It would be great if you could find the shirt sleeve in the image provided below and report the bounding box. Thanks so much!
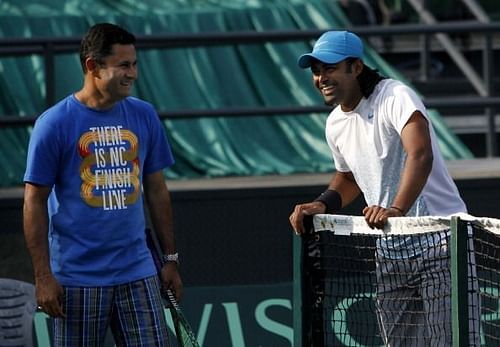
[383,82,428,134]
[325,120,351,173]
[142,107,175,175]
[23,115,60,187]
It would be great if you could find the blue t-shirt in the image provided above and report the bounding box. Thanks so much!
[24,95,175,286]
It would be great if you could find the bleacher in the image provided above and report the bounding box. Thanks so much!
[338,0,500,156]
[2,0,498,188]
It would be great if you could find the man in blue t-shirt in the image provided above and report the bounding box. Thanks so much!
[23,23,181,346]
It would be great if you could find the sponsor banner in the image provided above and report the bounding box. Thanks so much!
[31,281,500,346]
[34,283,293,347]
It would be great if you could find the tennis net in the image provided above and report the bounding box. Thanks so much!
[293,214,500,347]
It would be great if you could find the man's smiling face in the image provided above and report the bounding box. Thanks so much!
[310,58,363,111]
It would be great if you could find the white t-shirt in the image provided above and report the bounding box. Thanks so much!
[325,78,466,217]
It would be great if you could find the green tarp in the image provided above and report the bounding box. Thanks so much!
[0,0,473,187]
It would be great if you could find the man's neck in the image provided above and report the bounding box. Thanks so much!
[74,88,117,110]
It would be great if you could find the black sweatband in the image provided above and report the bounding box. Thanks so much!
[314,189,342,213]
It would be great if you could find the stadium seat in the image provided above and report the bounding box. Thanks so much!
[0,278,36,347]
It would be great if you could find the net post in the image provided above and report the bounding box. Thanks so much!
[450,216,469,347]
[293,225,303,346]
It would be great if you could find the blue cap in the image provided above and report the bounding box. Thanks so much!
[297,31,363,69]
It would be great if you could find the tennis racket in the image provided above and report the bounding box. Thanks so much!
[145,228,200,347]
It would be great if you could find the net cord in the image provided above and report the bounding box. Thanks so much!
[313,213,500,235]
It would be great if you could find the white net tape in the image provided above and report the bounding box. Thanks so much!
[313,213,500,235]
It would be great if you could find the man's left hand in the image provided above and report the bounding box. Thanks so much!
[363,205,404,229]
[161,263,183,302]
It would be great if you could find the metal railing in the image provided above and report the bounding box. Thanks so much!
[0,20,499,155]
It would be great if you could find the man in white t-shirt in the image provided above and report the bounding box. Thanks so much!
[289,30,479,346]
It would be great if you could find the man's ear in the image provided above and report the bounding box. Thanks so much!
[353,59,364,77]
[84,58,99,75]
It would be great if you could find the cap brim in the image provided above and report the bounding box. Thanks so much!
[297,52,350,69]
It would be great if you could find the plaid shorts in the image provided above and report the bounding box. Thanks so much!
[52,275,169,347]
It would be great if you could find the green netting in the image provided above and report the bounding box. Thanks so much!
[0,0,473,187]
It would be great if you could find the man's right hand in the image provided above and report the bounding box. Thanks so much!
[289,201,326,235]
[35,274,65,318]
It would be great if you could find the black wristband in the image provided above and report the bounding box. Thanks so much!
[314,189,342,214]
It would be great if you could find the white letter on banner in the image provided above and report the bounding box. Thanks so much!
[195,303,213,346]
[255,299,293,344]
[333,293,382,347]
[222,303,246,347]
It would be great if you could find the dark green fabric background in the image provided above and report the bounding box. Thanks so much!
[0,0,472,187]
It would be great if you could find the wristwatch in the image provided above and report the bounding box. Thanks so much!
[161,252,179,265]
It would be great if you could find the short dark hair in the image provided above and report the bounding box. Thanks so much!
[345,58,386,98]
[79,23,136,72]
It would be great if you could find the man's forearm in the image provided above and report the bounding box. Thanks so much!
[328,172,361,209]
[392,153,432,213]
[146,190,176,255]
[23,200,52,280]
